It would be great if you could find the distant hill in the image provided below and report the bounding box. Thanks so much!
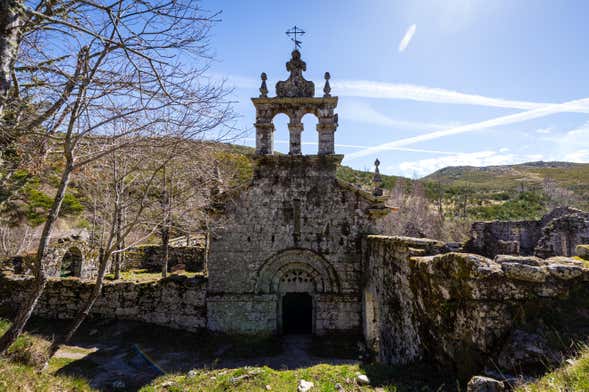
[421,161,589,216]
[423,161,589,193]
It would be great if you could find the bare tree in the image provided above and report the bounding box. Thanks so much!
[0,0,233,355]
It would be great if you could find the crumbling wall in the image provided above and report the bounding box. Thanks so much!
[535,211,589,257]
[7,236,98,279]
[464,207,587,258]
[0,273,207,331]
[365,235,589,377]
[129,245,205,272]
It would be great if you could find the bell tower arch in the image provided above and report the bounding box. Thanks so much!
[252,49,338,156]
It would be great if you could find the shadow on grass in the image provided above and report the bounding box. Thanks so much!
[15,317,458,391]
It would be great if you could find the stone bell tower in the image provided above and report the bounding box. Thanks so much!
[252,49,338,155]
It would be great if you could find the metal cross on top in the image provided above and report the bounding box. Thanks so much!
[286,26,305,49]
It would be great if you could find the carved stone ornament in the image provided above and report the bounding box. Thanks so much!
[275,50,315,98]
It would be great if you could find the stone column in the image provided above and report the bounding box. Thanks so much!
[288,122,304,155]
[255,122,275,155]
[317,123,336,155]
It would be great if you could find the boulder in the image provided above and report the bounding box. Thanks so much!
[356,374,370,385]
[298,379,314,392]
[466,376,505,392]
[575,245,589,260]
[500,262,548,283]
[496,330,560,373]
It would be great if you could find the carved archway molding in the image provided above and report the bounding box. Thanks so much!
[255,248,340,294]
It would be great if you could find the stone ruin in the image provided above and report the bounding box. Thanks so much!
[3,230,98,279]
[465,206,589,258]
[1,49,589,381]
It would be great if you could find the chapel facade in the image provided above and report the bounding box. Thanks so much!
[206,49,387,334]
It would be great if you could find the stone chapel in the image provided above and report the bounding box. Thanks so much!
[205,49,388,335]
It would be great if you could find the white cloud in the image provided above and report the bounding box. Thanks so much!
[535,127,552,134]
[395,150,544,178]
[215,72,589,114]
[332,80,589,112]
[398,24,417,52]
[347,97,589,160]
[565,150,589,162]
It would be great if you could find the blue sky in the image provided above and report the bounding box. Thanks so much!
[201,0,589,178]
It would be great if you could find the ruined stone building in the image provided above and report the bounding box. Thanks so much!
[2,49,589,377]
[206,49,388,334]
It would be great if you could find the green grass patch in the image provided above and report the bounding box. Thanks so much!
[140,362,454,392]
[516,347,589,392]
[0,318,95,391]
[104,268,203,282]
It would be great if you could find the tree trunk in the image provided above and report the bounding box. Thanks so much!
[0,164,72,355]
[0,0,21,120]
[162,225,169,278]
[47,248,110,360]
[161,168,169,278]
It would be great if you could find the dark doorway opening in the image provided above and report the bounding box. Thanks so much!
[282,293,312,334]
[61,247,82,277]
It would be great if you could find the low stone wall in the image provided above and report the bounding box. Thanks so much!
[126,245,205,272]
[0,273,207,331]
[364,235,589,377]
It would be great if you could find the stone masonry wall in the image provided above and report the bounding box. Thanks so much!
[465,207,588,258]
[364,235,589,377]
[207,155,386,334]
[0,273,207,331]
[132,245,205,272]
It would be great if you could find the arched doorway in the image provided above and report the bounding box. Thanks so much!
[60,247,82,277]
[282,292,313,334]
[255,249,340,335]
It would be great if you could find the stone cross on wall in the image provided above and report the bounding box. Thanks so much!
[251,48,338,156]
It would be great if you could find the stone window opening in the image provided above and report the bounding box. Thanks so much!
[60,247,83,278]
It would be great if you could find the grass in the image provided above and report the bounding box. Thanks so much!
[0,318,95,391]
[140,363,454,392]
[516,347,589,392]
[104,268,202,282]
[0,358,95,392]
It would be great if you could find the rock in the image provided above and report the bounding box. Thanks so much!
[500,262,548,282]
[546,256,584,266]
[356,374,370,385]
[265,385,272,390]
[546,263,584,280]
[112,380,126,390]
[334,382,344,391]
[187,369,198,378]
[496,330,560,373]
[466,376,505,392]
[298,379,314,392]
[577,244,589,260]
[160,381,175,387]
[494,255,546,266]
[496,240,520,256]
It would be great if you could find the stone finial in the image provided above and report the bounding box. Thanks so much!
[259,72,268,98]
[275,50,315,98]
[323,72,331,97]
[373,158,383,197]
